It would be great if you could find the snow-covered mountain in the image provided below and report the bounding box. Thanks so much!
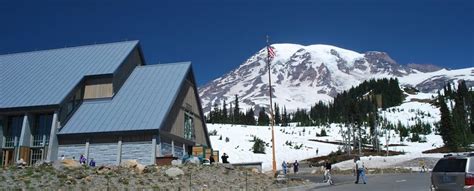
[199,43,474,113]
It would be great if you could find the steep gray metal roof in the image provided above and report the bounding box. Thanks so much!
[0,41,139,109]
[58,62,191,134]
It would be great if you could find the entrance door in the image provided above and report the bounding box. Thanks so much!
[2,149,14,166]
[30,149,43,165]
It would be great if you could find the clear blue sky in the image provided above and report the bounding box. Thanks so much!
[1,0,472,86]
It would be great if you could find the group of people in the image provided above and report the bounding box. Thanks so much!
[205,152,228,165]
[60,154,96,167]
[281,160,300,175]
[278,156,368,186]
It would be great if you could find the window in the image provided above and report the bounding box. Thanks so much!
[5,116,23,148]
[184,113,195,141]
[32,114,52,147]
[433,159,467,172]
[30,149,43,165]
[59,86,84,123]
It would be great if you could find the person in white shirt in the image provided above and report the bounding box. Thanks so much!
[355,157,367,184]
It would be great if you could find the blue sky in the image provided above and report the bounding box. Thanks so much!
[1,0,472,86]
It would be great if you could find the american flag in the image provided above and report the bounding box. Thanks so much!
[267,45,276,60]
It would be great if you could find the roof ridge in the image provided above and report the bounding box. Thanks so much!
[137,62,191,68]
[0,40,139,57]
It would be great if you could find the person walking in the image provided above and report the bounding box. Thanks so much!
[355,158,367,184]
[324,160,334,185]
[354,157,361,184]
[419,159,426,173]
[316,148,319,155]
[282,161,288,175]
[293,160,299,174]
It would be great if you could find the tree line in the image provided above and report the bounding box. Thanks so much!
[206,78,404,128]
[437,80,474,150]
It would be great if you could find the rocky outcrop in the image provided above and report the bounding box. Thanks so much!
[0,164,306,190]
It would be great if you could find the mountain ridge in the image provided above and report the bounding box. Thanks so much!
[199,43,474,113]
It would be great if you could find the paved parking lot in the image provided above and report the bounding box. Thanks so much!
[283,173,431,191]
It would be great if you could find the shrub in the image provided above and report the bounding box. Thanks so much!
[252,137,266,154]
[320,129,327,136]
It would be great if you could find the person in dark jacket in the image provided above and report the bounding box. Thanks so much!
[209,155,215,164]
[324,160,332,182]
[293,160,299,174]
[221,153,229,163]
[89,158,96,167]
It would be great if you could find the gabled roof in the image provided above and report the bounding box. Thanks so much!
[0,41,139,109]
[58,62,191,135]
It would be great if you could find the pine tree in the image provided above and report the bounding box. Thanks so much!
[245,108,256,125]
[234,95,240,124]
[274,103,281,125]
[282,106,288,126]
[222,100,228,123]
[453,81,470,148]
[258,107,269,126]
[439,95,457,149]
[252,136,266,154]
[470,91,474,133]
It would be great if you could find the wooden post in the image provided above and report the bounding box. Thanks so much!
[266,35,277,175]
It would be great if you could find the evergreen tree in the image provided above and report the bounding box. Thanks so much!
[274,103,281,125]
[252,136,266,154]
[229,102,234,124]
[258,107,269,126]
[453,81,470,148]
[470,91,474,133]
[245,108,256,125]
[211,102,220,123]
[439,95,457,149]
[234,95,240,124]
[282,106,289,126]
[222,100,228,123]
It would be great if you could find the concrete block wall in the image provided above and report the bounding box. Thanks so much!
[58,144,85,160]
[121,142,152,165]
[88,143,118,166]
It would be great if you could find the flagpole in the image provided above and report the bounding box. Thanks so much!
[266,35,277,175]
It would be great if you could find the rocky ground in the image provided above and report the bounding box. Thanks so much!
[0,160,306,190]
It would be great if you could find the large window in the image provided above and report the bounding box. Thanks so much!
[5,116,23,148]
[59,86,84,123]
[184,113,195,141]
[32,114,52,147]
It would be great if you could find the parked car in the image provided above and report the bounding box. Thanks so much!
[431,153,474,191]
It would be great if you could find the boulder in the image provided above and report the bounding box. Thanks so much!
[135,164,145,174]
[120,160,138,168]
[251,168,260,174]
[53,159,81,170]
[96,166,112,175]
[165,167,184,177]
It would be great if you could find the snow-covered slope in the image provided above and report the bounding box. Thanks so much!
[199,43,474,113]
[208,92,445,172]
